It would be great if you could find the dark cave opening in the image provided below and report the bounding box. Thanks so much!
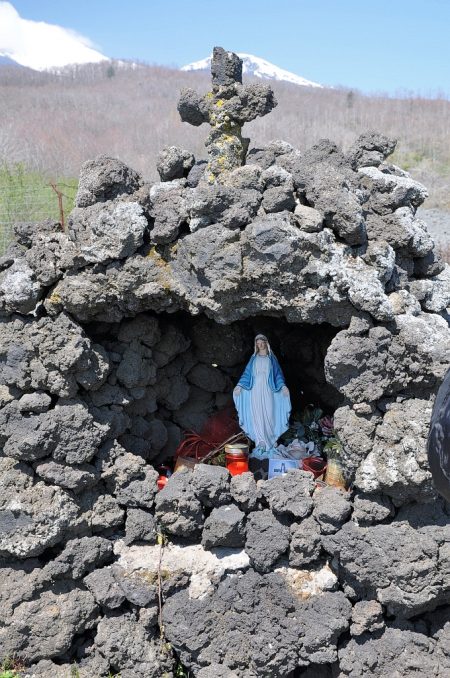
[83,311,344,466]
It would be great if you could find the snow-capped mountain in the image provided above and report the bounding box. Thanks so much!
[182,52,323,88]
[0,1,108,71]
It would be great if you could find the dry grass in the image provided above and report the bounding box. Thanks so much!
[438,243,450,264]
[1,61,450,205]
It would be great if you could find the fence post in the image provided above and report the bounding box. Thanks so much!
[49,182,66,231]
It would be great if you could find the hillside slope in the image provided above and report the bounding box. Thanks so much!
[0,61,449,207]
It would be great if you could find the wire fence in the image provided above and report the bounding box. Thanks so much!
[0,165,78,255]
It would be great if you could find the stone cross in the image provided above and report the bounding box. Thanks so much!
[178,46,277,183]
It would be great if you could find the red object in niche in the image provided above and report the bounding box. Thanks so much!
[175,408,241,461]
[157,476,168,491]
[302,456,327,479]
[225,445,249,476]
[157,465,172,491]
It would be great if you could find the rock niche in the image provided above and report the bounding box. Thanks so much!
[0,47,449,677]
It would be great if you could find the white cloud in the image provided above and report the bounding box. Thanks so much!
[0,2,108,70]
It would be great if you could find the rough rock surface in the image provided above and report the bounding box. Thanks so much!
[322,500,450,617]
[261,469,314,519]
[163,570,351,677]
[155,468,205,537]
[245,509,290,572]
[313,485,351,533]
[0,45,449,677]
[201,504,246,549]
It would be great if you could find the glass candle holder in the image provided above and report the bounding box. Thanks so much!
[225,444,249,476]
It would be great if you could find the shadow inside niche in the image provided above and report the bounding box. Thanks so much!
[82,311,345,466]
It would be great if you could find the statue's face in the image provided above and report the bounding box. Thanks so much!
[256,338,267,352]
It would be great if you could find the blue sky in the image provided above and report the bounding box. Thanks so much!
[7,0,450,95]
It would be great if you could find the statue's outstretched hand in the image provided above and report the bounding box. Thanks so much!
[234,386,242,396]
[282,385,290,397]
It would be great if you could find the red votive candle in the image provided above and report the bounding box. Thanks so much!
[157,465,172,491]
[225,444,249,476]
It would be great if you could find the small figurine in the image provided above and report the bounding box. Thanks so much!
[233,334,291,451]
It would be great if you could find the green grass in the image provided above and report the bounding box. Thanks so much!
[0,657,23,678]
[0,163,78,254]
[392,149,427,171]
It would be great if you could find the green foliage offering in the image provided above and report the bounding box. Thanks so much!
[280,404,345,460]
[281,404,326,448]
[323,437,344,459]
[0,163,78,255]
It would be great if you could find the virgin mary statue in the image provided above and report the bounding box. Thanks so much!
[233,334,291,451]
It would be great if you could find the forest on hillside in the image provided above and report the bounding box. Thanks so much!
[1,61,450,208]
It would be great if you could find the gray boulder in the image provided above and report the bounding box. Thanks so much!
[75,155,142,208]
[262,185,295,213]
[94,614,173,675]
[69,201,148,264]
[261,470,314,519]
[111,565,158,607]
[355,398,435,503]
[0,312,109,398]
[293,204,324,232]
[33,459,98,492]
[149,180,188,244]
[18,391,51,413]
[84,566,126,609]
[24,230,78,286]
[230,471,260,512]
[347,131,397,169]
[45,536,113,579]
[155,468,205,538]
[197,665,239,678]
[289,516,322,567]
[0,258,43,316]
[352,492,394,525]
[202,504,246,549]
[312,486,351,534]
[157,145,195,181]
[163,569,351,676]
[323,515,450,617]
[97,442,158,509]
[245,509,290,572]
[1,399,102,463]
[339,627,445,677]
[187,362,228,392]
[325,314,449,409]
[51,537,112,578]
[0,457,79,558]
[0,585,98,664]
[192,463,232,507]
[360,166,428,214]
[91,495,126,532]
[350,600,384,636]
[124,508,157,545]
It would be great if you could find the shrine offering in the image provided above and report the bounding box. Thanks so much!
[325,458,347,489]
[302,456,327,479]
[157,465,172,490]
[174,456,199,472]
[268,458,299,479]
[225,444,249,476]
